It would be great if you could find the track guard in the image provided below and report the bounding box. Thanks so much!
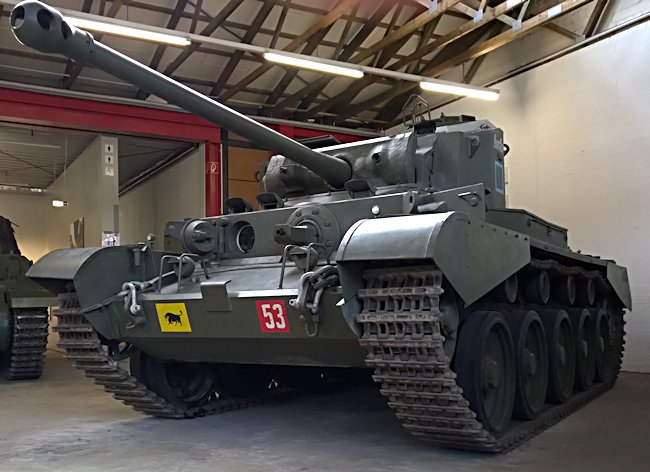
[27,246,161,340]
[606,264,632,309]
[336,212,531,307]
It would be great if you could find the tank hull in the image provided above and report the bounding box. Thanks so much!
[13,0,632,452]
[106,286,367,367]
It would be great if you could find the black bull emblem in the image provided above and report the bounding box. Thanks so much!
[164,312,183,326]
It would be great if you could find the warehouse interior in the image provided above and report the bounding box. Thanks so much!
[1,0,649,471]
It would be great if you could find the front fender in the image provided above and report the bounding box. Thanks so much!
[336,212,531,306]
[27,246,162,340]
[26,248,104,295]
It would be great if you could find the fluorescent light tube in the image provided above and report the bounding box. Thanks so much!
[52,199,68,207]
[66,17,191,46]
[264,52,363,79]
[420,81,500,101]
[0,140,61,149]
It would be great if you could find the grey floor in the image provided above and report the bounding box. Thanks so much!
[1,351,649,472]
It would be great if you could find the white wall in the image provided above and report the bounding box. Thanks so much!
[435,22,650,372]
[0,135,119,260]
[0,192,50,262]
[120,144,205,245]
[47,136,119,250]
[0,139,203,262]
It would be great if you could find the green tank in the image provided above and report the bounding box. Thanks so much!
[13,1,630,452]
[0,216,53,380]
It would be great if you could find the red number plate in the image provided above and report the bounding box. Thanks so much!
[256,300,290,333]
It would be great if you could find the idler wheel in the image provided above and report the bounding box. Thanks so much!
[526,271,550,304]
[570,308,596,391]
[131,351,217,409]
[594,307,617,383]
[456,311,515,434]
[541,309,576,404]
[506,310,548,420]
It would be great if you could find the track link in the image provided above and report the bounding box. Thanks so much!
[4,308,49,380]
[53,293,288,418]
[356,266,624,452]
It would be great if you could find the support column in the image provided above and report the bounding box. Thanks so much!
[205,140,221,217]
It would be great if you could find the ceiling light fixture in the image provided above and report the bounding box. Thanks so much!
[0,140,61,149]
[30,6,498,100]
[66,17,191,47]
[52,199,68,208]
[264,52,364,79]
[0,184,45,194]
[419,80,500,101]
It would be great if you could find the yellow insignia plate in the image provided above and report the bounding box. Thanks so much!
[155,303,192,333]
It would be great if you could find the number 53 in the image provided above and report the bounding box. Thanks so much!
[255,300,290,333]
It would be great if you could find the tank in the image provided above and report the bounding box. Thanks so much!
[0,215,54,379]
[13,1,630,452]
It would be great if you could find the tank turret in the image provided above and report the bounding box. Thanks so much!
[14,1,631,453]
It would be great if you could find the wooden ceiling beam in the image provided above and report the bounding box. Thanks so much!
[463,55,487,83]
[333,3,360,59]
[299,0,522,120]
[264,1,347,109]
[270,0,290,48]
[545,22,582,40]
[342,0,592,124]
[62,0,122,89]
[270,1,396,113]
[345,0,461,67]
[147,0,190,71]
[114,0,422,37]
[162,0,244,76]
[91,1,437,49]
[189,0,202,33]
[295,8,422,118]
[263,27,332,108]
[373,3,405,67]
[374,24,503,123]
[289,2,457,120]
[584,0,608,37]
[406,16,442,74]
[459,0,578,42]
[208,0,275,96]
[219,0,362,101]
[135,0,190,99]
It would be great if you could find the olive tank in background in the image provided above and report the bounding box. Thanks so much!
[14,1,631,452]
[0,216,53,380]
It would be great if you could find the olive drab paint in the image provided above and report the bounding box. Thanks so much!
[16,0,631,452]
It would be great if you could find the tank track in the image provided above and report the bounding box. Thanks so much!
[356,265,624,452]
[53,293,289,418]
[4,308,49,380]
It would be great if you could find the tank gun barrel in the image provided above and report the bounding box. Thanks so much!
[10,1,352,187]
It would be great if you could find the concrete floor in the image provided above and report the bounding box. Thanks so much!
[1,351,649,472]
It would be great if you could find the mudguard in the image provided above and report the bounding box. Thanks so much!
[607,263,632,309]
[9,297,58,308]
[27,246,161,339]
[336,212,531,306]
[26,248,104,295]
